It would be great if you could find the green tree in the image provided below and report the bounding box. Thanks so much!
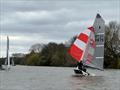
[40,42,58,66]
[26,53,39,66]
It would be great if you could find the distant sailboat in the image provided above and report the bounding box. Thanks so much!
[68,14,105,76]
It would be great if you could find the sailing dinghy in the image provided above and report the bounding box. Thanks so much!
[68,14,105,76]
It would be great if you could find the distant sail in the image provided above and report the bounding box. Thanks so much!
[68,13,105,70]
[5,36,10,70]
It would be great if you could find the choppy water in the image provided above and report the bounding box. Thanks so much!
[0,66,120,90]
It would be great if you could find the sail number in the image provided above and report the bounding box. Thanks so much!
[95,35,104,42]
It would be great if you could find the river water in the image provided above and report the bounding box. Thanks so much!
[0,66,120,90]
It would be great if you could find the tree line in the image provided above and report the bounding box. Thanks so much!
[0,21,120,68]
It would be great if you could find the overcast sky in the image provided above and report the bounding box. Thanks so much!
[0,0,120,57]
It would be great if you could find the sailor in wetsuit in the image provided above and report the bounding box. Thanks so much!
[78,61,87,73]
[0,61,3,70]
[0,64,2,69]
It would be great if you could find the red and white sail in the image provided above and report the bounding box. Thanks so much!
[68,27,95,65]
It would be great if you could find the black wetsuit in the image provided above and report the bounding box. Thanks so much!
[78,62,86,72]
[0,63,2,70]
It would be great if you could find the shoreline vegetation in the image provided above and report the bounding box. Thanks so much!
[0,21,120,69]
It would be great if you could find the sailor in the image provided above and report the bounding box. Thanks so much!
[0,61,3,70]
[78,61,87,72]
[0,64,2,69]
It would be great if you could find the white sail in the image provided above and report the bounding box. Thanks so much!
[5,36,10,70]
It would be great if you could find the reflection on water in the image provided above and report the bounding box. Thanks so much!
[0,66,120,90]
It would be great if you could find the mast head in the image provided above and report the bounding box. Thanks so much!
[96,13,101,18]
[93,13,105,33]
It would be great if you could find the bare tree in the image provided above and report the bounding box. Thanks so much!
[29,43,45,53]
[104,21,120,68]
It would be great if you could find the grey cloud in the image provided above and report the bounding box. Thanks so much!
[0,0,119,57]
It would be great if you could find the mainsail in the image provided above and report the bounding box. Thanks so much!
[92,13,105,70]
[68,14,105,70]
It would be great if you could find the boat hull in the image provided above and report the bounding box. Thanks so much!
[74,69,90,76]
